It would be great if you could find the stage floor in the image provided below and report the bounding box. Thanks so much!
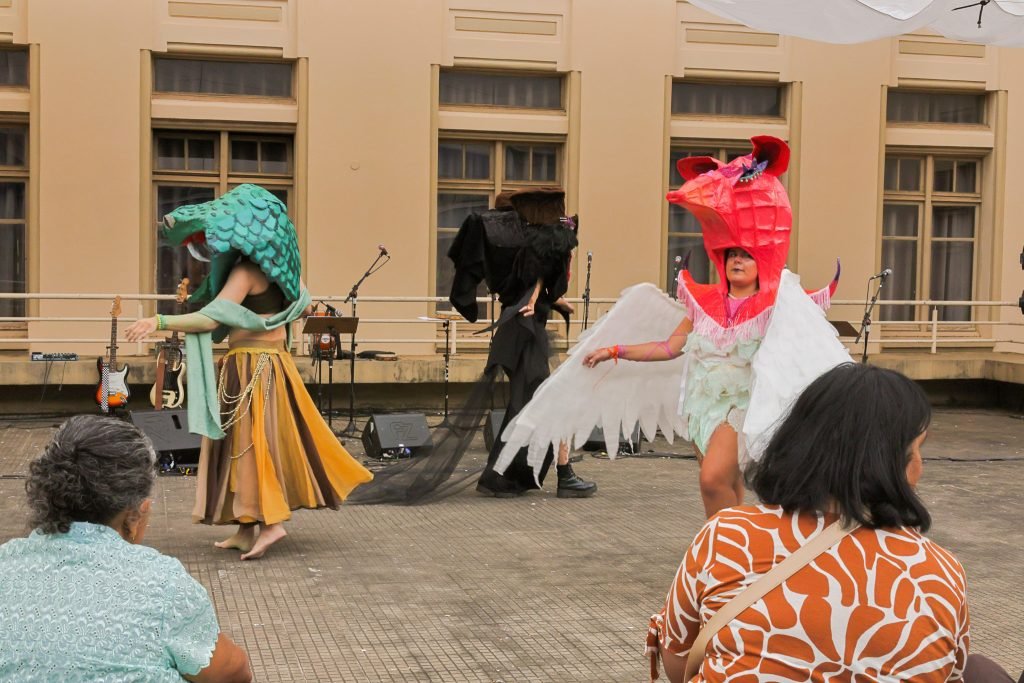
[1,408,1021,681]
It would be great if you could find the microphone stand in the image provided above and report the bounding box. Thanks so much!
[671,256,683,299]
[855,274,887,365]
[340,249,390,436]
[582,251,593,331]
[438,317,453,429]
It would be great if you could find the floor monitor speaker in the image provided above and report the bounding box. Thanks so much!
[361,413,433,459]
[129,409,201,466]
[581,422,643,454]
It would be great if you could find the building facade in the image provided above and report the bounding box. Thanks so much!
[1,0,1022,386]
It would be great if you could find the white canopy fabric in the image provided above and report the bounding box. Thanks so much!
[688,0,1024,46]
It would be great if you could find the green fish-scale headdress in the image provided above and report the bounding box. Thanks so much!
[162,184,301,304]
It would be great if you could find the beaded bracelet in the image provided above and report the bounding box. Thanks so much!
[156,314,166,331]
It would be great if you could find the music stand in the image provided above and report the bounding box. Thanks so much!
[302,316,358,431]
[830,320,859,338]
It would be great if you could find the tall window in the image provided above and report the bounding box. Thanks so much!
[666,145,753,291]
[667,81,787,294]
[436,69,567,311]
[0,125,27,318]
[153,58,293,98]
[436,138,562,309]
[0,48,29,320]
[881,154,981,322]
[153,130,293,312]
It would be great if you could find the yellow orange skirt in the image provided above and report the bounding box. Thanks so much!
[192,344,373,526]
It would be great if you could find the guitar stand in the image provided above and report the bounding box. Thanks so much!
[312,345,334,420]
[302,316,359,432]
[312,344,324,413]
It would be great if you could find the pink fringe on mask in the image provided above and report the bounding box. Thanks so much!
[676,272,833,349]
[678,281,773,347]
[806,283,833,311]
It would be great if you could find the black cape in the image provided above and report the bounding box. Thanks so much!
[350,209,577,504]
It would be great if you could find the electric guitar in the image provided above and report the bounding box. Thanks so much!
[150,278,189,409]
[95,296,130,412]
[309,302,340,360]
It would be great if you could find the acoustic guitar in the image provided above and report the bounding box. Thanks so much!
[150,278,189,409]
[95,296,130,413]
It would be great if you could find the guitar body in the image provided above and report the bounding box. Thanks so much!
[149,354,186,409]
[150,278,190,410]
[95,357,131,410]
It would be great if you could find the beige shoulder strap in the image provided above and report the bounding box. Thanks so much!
[683,519,857,681]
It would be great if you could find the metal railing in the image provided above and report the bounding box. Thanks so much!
[0,292,1021,356]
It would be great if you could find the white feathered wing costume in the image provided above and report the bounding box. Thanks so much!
[494,270,851,484]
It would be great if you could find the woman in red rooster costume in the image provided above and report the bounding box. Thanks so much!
[492,136,849,517]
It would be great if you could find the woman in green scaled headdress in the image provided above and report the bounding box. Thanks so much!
[126,184,372,560]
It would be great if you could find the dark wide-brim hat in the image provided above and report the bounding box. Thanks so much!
[493,190,516,210]
[509,187,566,225]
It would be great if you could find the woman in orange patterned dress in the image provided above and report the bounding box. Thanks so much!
[647,363,1018,682]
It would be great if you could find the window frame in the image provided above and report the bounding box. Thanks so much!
[0,47,29,90]
[880,151,983,324]
[885,89,989,127]
[0,121,28,321]
[438,68,567,113]
[152,55,296,101]
[154,131,220,175]
[151,129,294,311]
[670,80,786,121]
[434,133,566,314]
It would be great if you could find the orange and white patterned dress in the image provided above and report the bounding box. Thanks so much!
[648,505,970,682]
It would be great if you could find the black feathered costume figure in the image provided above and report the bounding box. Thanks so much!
[448,188,595,497]
[349,188,595,504]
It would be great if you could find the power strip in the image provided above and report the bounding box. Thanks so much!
[30,352,80,362]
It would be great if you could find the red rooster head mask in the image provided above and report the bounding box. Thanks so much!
[666,135,791,296]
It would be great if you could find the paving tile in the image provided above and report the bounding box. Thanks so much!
[0,408,1021,681]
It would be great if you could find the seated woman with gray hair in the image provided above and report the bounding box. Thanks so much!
[0,415,251,682]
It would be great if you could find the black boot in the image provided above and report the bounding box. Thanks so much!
[476,471,526,498]
[556,463,597,498]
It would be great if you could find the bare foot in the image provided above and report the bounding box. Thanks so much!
[240,524,286,561]
[214,525,256,553]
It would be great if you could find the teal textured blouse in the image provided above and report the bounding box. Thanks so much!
[0,522,219,682]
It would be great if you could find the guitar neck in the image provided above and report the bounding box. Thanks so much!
[109,314,117,368]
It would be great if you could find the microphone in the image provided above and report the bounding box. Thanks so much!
[870,268,892,280]
[378,244,389,257]
[587,251,593,263]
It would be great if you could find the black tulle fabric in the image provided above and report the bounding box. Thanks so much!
[349,211,576,504]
